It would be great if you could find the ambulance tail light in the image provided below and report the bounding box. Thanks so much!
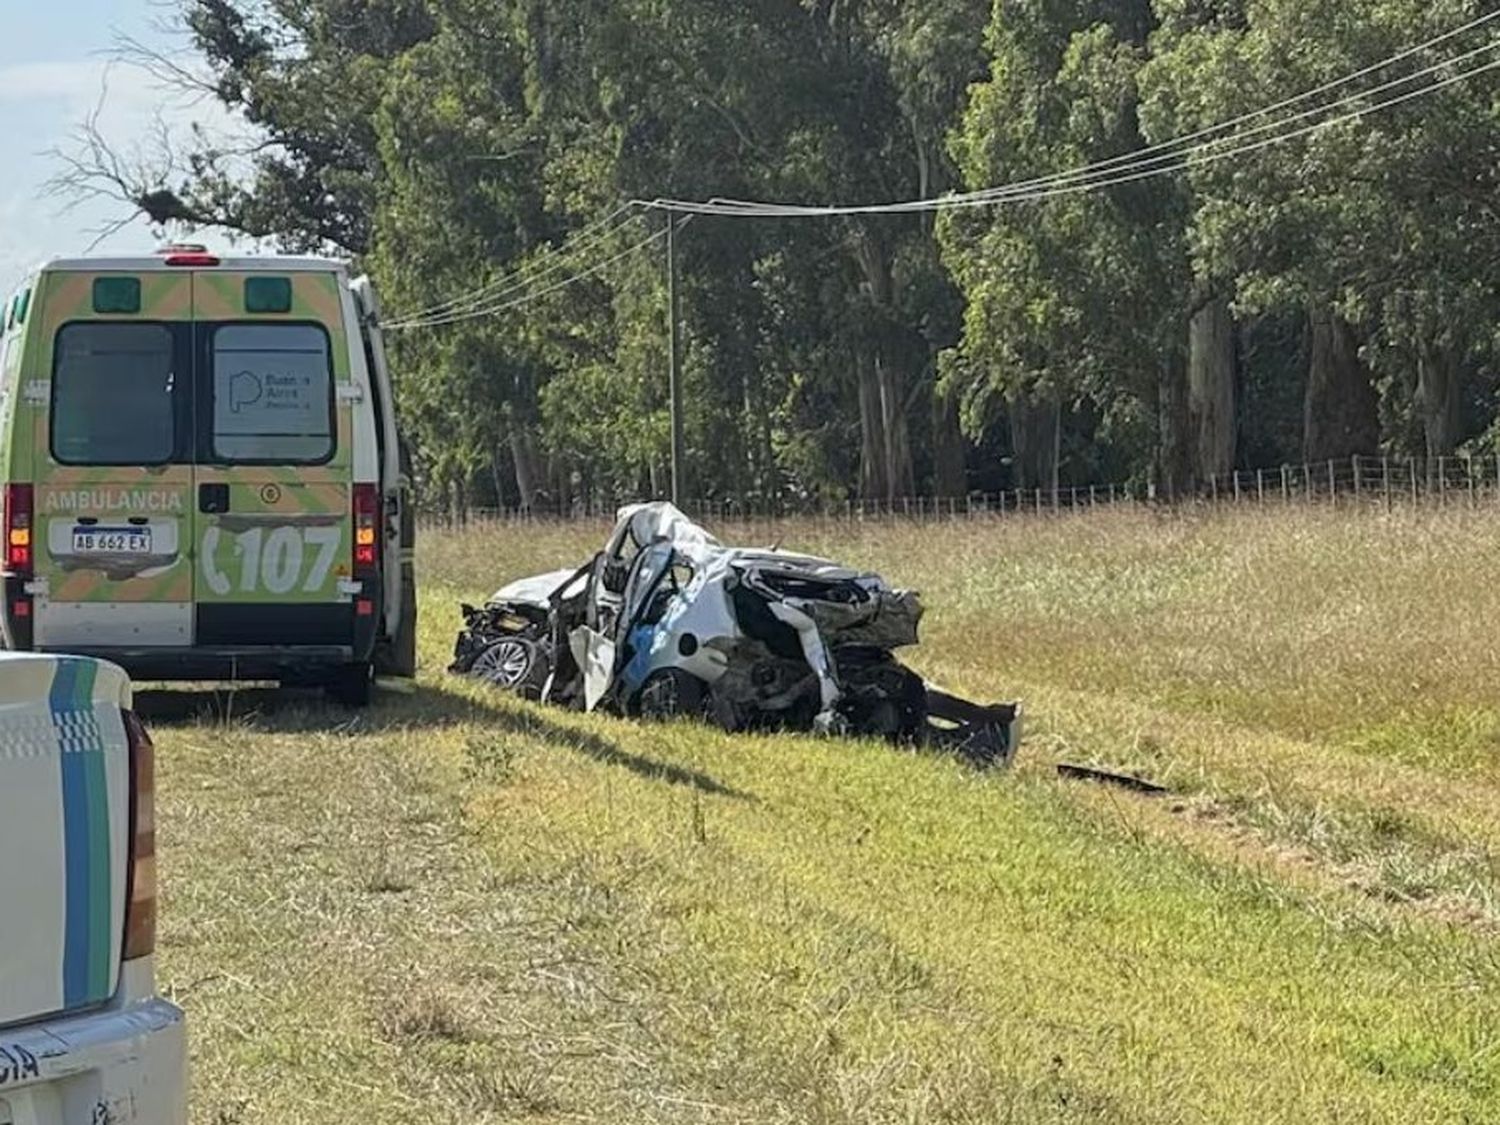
[353,484,380,616]
[4,483,33,577]
[122,710,157,961]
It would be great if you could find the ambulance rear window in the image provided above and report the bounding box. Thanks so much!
[52,323,178,465]
[209,323,334,464]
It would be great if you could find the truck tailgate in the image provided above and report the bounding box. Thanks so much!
[0,655,131,1028]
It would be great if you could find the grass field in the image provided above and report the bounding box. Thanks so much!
[145,504,1500,1123]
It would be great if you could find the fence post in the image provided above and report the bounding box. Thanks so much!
[1328,459,1336,504]
[1211,474,1219,504]
[1257,469,1264,504]
[1352,455,1361,503]
[1282,465,1290,502]
[1411,458,1419,505]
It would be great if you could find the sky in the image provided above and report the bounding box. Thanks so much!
[0,0,241,297]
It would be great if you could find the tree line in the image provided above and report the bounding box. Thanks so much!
[83,0,1500,510]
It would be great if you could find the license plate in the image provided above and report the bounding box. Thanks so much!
[72,527,152,555]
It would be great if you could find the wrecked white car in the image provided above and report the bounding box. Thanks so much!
[451,503,1022,767]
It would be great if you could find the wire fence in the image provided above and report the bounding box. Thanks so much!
[415,454,1500,532]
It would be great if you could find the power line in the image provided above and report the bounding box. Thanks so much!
[957,34,1500,207]
[384,202,642,326]
[648,52,1500,216]
[383,202,643,328]
[383,223,668,330]
[639,17,1500,218]
[956,50,1500,210]
[383,10,1500,329]
[952,4,1500,204]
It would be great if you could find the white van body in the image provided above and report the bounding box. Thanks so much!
[0,653,186,1124]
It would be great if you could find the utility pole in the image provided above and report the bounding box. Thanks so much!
[666,210,685,505]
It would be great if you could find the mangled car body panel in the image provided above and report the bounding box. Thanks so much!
[453,503,1021,766]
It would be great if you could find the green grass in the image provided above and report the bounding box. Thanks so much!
[151,504,1500,1122]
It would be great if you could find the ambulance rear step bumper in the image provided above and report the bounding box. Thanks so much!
[36,645,356,683]
[0,988,186,1124]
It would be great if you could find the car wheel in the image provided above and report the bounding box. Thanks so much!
[636,668,707,721]
[471,637,551,699]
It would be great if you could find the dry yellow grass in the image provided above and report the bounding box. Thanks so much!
[150,502,1500,1122]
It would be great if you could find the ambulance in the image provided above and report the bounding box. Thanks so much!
[0,247,417,704]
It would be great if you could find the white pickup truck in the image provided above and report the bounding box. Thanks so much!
[0,653,186,1124]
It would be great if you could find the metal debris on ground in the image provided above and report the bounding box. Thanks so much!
[1056,764,1169,795]
[451,502,1022,768]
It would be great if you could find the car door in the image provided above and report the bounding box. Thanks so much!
[577,541,680,711]
[190,271,353,648]
[31,270,197,650]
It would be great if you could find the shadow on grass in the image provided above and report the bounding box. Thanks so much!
[134,679,753,802]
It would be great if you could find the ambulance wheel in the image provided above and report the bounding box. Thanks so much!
[328,662,374,707]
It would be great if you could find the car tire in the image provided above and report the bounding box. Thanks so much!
[470,637,551,700]
[635,668,708,721]
[328,662,374,708]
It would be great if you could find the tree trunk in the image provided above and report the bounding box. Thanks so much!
[757,411,776,498]
[1008,389,1060,492]
[1156,349,1191,501]
[510,428,540,510]
[877,355,915,503]
[857,349,888,501]
[744,372,776,498]
[851,223,915,503]
[1304,307,1379,462]
[489,451,507,510]
[1188,290,1236,486]
[450,476,469,523]
[931,383,966,499]
[1417,340,1463,459]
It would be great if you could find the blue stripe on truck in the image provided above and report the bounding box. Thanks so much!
[50,658,109,1008]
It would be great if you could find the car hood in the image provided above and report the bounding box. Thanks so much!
[489,567,586,609]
